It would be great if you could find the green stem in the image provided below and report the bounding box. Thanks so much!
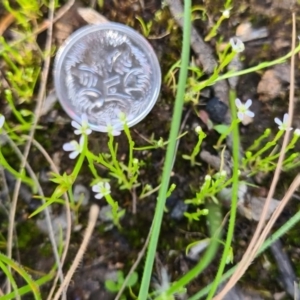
[245,130,283,163]
[194,42,300,90]
[124,123,134,173]
[137,1,191,298]
[107,134,130,188]
[86,150,99,179]
[165,202,221,296]
[206,89,240,299]
[190,130,206,166]
[0,150,34,187]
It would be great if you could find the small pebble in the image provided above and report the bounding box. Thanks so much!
[187,239,209,261]
[73,184,90,206]
[36,212,72,242]
[205,97,228,123]
[166,195,188,221]
[170,200,188,221]
[236,22,268,42]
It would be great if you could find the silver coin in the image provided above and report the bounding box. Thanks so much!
[54,22,161,132]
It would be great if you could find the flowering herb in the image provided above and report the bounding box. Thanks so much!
[230,37,245,53]
[71,113,92,136]
[92,182,111,199]
[274,113,293,131]
[294,128,300,136]
[235,98,255,121]
[107,124,121,136]
[63,136,84,159]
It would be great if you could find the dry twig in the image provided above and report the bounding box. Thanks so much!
[53,205,100,300]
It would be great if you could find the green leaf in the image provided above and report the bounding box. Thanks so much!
[226,247,234,264]
[117,270,124,283]
[213,124,230,135]
[0,151,34,187]
[20,109,33,117]
[2,272,52,300]
[0,252,42,300]
[182,154,191,160]
[105,280,119,292]
[126,272,138,287]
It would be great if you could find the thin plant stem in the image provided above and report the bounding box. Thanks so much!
[124,123,134,172]
[204,42,300,85]
[137,0,191,298]
[114,227,152,300]
[165,202,222,296]
[206,90,240,299]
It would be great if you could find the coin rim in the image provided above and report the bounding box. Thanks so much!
[54,22,161,132]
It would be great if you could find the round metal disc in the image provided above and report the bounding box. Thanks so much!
[54,22,161,132]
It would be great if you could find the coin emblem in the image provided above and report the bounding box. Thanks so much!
[54,23,161,132]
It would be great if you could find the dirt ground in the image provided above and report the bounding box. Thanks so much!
[1,0,300,299]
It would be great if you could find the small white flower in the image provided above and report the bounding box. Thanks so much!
[0,115,5,129]
[63,136,84,159]
[195,126,202,134]
[294,128,300,136]
[118,111,127,124]
[274,113,293,131]
[220,170,227,177]
[235,98,255,121]
[205,175,211,181]
[230,37,245,53]
[92,182,111,199]
[71,114,92,136]
[222,9,230,18]
[107,123,121,136]
[157,138,164,147]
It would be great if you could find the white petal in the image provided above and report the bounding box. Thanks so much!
[78,135,85,148]
[71,120,81,130]
[237,111,244,121]
[0,115,5,128]
[274,118,282,126]
[69,151,79,159]
[294,129,300,136]
[63,142,75,151]
[95,193,103,199]
[244,99,252,109]
[86,128,92,135]
[283,113,289,124]
[245,110,255,118]
[112,130,121,136]
[230,37,245,52]
[74,129,82,135]
[81,113,88,123]
[103,182,111,191]
[92,185,100,192]
[235,98,242,108]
